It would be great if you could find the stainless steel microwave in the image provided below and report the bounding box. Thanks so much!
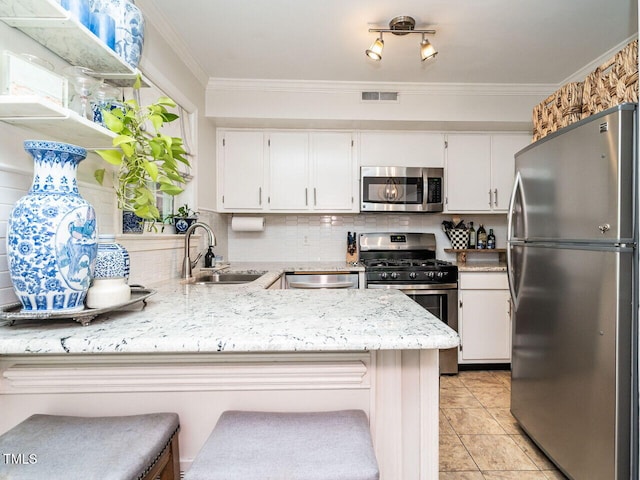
[360,166,444,212]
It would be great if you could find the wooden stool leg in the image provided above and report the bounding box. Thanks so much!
[143,432,180,480]
[162,434,180,480]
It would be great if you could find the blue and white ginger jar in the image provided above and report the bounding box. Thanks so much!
[94,234,130,279]
[7,141,98,312]
[90,0,145,68]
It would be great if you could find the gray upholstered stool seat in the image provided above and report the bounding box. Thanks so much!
[0,412,180,480]
[185,409,379,480]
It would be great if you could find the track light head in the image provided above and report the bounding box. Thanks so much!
[420,35,437,61]
[365,34,384,61]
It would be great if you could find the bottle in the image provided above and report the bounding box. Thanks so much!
[204,246,215,268]
[477,224,487,249]
[468,222,476,249]
[487,228,496,249]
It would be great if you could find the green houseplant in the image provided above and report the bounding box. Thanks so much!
[169,203,199,234]
[94,77,190,222]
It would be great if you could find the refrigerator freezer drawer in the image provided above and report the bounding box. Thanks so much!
[510,243,633,480]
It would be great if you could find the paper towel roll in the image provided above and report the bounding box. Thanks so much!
[231,216,265,232]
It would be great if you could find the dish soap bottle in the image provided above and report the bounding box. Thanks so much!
[204,246,215,268]
[477,224,487,249]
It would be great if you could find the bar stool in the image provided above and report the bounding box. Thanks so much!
[0,412,180,480]
[185,410,379,480]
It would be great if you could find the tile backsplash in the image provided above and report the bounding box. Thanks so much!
[227,213,507,263]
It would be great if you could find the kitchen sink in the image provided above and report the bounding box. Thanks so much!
[191,272,264,285]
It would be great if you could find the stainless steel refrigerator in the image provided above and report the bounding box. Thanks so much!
[507,103,638,480]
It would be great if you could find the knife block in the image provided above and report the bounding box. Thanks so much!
[346,248,357,264]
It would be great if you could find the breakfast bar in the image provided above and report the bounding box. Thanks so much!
[0,271,459,480]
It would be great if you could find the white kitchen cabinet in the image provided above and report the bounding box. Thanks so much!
[310,132,356,211]
[445,133,530,213]
[458,272,512,364]
[219,129,356,213]
[268,132,309,210]
[218,130,266,210]
[359,132,445,167]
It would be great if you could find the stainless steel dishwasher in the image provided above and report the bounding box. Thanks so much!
[284,273,359,289]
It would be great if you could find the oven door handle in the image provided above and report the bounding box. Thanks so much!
[366,283,458,292]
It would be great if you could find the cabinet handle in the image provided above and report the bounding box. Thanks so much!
[459,300,463,308]
[488,190,493,207]
[305,188,308,206]
[259,187,262,205]
[314,188,317,206]
[494,189,498,208]
[507,298,512,317]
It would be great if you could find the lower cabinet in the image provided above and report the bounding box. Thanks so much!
[458,272,512,364]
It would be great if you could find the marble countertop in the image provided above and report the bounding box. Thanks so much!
[457,262,507,272]
[0,262,459,355]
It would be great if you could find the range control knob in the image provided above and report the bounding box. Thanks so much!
[409,272,417,279]
[390,272,398,279]
[380,272,388,280]
[437,272,444,278]
[426,271,435,278]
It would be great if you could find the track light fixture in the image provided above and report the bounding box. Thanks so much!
[365,16,437,62]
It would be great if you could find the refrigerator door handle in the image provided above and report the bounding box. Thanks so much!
[507,172,525,242]
[506,242,519,307]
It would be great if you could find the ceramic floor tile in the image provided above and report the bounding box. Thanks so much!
[470,386,511,408]
[441,374,466,389]
[440,409,457,435]
[459,372,506,389]
[438,472,485,480]
[440,387,484,409]
[510,434,557,470]
[459,434,538,471]
[482,472,549,479]
[442,408,506,435]
[487,408,523,435]
[440,434,479,472]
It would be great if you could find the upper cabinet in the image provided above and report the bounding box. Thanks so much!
[445,133,530,213]
[359,132,445,168]
[217,130,357,213]
[218,130,267,210]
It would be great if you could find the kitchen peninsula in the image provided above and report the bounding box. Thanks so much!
[0,267,458,480]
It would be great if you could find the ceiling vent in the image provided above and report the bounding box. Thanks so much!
[361,91,399,102]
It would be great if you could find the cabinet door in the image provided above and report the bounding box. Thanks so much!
[269,132,309,210]
[445,134,491,212]
[459,289,512,363]
[311,132,355,211]
[360,132,445,167]
[490,134,530,211]
[220,131,265,210]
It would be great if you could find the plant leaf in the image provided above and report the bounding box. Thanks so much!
[143,161,159,181]
[95,149,123,166]
[94,168,105,185]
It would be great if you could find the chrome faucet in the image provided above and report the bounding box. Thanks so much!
[182,222,216,279]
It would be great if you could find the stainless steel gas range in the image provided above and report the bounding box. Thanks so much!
[359,232,459,374]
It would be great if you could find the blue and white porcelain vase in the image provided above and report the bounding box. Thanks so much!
[7,141,98,312]
[90,0,145,68]
[93,234,130,279]
[86,234,130,308]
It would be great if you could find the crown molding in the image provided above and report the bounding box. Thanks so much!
[207,78,556,97]
[136,0,209,88]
